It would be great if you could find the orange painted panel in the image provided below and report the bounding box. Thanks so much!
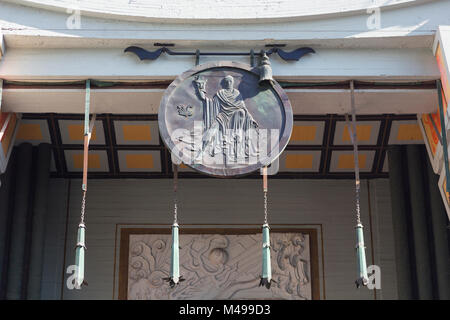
[68,124,97,141]
[396,124,423,141]
[337,154,367,169]
[285,154,314,169]
[122,125,152,141]
[73,154,101,169]
[342,125,372,142]
[16,123,43,140]
[125,154,154,169]
[291,125,317,141]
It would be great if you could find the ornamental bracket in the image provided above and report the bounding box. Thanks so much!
[124,46,315,62]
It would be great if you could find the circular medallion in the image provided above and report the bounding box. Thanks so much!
[159,61,293,177]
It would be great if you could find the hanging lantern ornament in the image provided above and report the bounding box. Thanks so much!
[259,166,273,289]
[164,164,185,288]
[346,80,369,288]
[74,80,95,289]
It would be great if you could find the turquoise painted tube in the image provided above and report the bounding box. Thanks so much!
[355,223,368,288]
[74,223,86,289]
[164,222,184,288]
[171,223,180,284]
[259,223,272,289]
[84,80,90,136]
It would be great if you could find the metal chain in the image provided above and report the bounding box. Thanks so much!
[80,189,86,225]
[345,113,362,226]
[354,180,362,225]
[263,190,268,225]
[345,80,362,226]
[173,197,178,224]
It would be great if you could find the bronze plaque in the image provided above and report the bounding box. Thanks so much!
[159,61,293,177]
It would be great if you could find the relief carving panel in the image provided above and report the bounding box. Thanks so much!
[127,232,311,300]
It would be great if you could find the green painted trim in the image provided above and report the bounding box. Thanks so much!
[170,224,180,282]
[261,225,272,280]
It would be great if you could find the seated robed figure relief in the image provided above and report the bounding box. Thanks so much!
[194,75,260,162]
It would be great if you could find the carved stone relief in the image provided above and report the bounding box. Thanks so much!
[127,232,311,300]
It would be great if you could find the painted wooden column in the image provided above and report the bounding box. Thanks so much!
[425,159,450,300]
[6,143,33,299]
[0,150,15,298]
[27,143,51,299]
[387,146,414,299]
[406,145,434,299]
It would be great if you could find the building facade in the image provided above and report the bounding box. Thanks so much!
[0,0,449,300]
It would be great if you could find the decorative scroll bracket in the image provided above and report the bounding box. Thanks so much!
[124,46,315,62]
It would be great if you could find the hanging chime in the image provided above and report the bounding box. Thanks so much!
[74,80,95,289]
[258,51,274,289]
[259,166,273,289]
[163,163,185,288]
[345,80,369,288]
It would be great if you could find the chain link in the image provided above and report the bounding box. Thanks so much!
[173,193,178,224]
[80,189,86,225]
[355,181,361,225]
[345,81,362,226]
[263,190,268,225]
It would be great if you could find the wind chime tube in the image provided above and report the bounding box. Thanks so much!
[347,81,368,288]
[170,222,180,287]
[165,164,184,288]
[355,223,368,288]
[74,222,86,289]
[260,166,272,289]
[260,224,272,289]
[74,79,91,289]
